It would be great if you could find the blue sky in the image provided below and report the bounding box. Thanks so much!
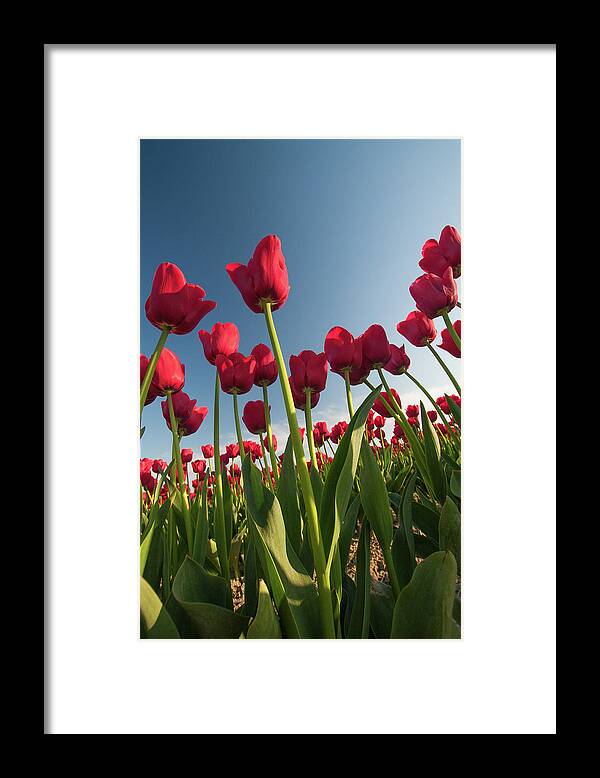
[140,139,461,462]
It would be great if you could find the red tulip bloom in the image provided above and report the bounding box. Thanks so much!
[140,355,159,406]
[436,396,450,414]
[298,427,305,442]
[152,459,167,474]
[289,350,328,394]
[408,416,420,427]
[220,453,230,466]
[181,448,193,464]
[198,323,240,366]
[150,348,185,395]
[226,234,290,313]
[251,343,278,387]
[409,266,458,320]
[346,334,373,385]
[427,410,438,422]
[438,319,461,358]
[242,400,267,435]
[145,262,216,334]
[191,459,206,475]
[141,471,157,492]
[373,388,401,418]
[140,458,154,479]
[313,421,330,446]
[330,421,348,444]
[161,390,196,426]
[201,444,214,459]
[374,414,385,428]
[324,326,363,375]
[396,311,437,347]
[361,324,391,369]
[384,344,411,375]
[406,404,419,418]
[226,443,240,460]
[419,226,461,278]
[216,352,257,395]
[179,406,209,436]
[290,376,320,411]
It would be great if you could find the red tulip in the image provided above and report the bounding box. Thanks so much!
[201,444,214,459]
[361,324,391,369]
[419,226,461,278]
[226,234,290,313]
[145,262,216,334]
[152,459,167,474]
[290,376,320,410]
[161,390,196,426]
[141,471,156,492]
[242,400,267,435]
[427,410,438,422]
[251,343,278,387]
[373,389,401,418]
[191,459,206,475]
[181,449,193,464]
[324,326,363,375]
[374,415,385,428]
[313,422,330,446]
[216,352,257,395]
[330,421,348,444]
[220,453,230,466]
[178,405,208,436]
[140,458,154,479]
[226,443,240,460]
[406,404,419,418]
[289,350,328,394]
[409,266,458,319]
[438,320,461,358]
[408,416,420,427]
[198,323,240,366]
[436,396,450,414]
[150,348,185,395]
[298,427,305,442]
[140,355,159,406]
[396,311,437,347]
[384,344,411,375]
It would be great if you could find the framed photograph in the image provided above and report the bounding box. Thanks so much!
[46,44,556,734]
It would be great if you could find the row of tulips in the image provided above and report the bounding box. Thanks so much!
[140,227,461,638]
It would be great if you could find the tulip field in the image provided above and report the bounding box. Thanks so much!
[140,227,462,639]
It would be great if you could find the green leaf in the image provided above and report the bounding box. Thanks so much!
[276,435,302,556]
[169,556,248,639]
[242,456,321,638]
[140,577,179,638]
[246,580,282,639]
[439,497,461,575]
[421,401,447,504]
[359,439,394,551]
[320,386,380,573]
[339,494,361,572]
[369,580,395,639]
[390,472,417,589]
[450,469,461,499]
[390,551,458,638]
[347,520,371,639]
[191,477,210,565]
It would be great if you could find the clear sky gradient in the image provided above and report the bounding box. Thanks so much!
[140,139,461,462]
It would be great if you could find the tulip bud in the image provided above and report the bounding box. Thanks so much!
[216,352,257,395]
[150,348,185,395]
[396,311,437,347]
[226,235,290,313]
[145,262,216,334]
[251,343,278,387]
[361,324,391,369]
[289,350,328,394]
[438,320,461,358]
[242,400,267,435]
[384,344,410,375]
[198,323,240,366]
[409,266,458,319]
[201,444,214,459]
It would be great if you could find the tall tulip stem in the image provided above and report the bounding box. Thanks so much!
[166,392,193,551]
[262,302,335,639]
[262,385,280,485]
[405,370,458,441]
[304,390,318,470]
[426,343,462,396]
[232,392,245,457]
[213,371,232,605]
[442,312,462,351]
[343,369,355,418]
[140,327,170,414]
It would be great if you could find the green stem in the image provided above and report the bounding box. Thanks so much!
[262,302,335,638]
[343,369,355,418]
[232,392,245,458]
[213,371,232,605]
[304,390,318,470]
[259,434,275,490]
[166,392,193,551]
[262,385,280,486]
[140,327,170,415]
[442,311,462,351]
[426,343,461,396]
